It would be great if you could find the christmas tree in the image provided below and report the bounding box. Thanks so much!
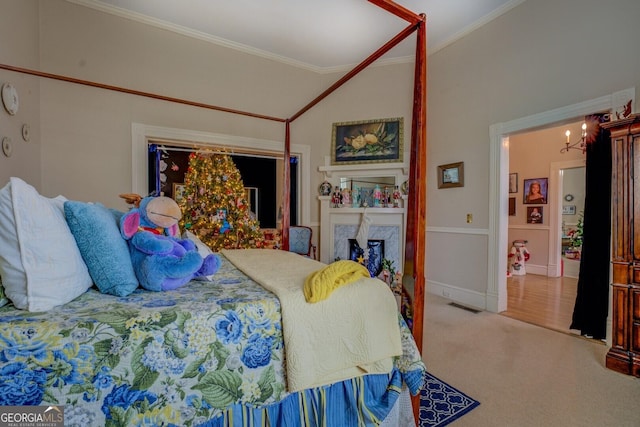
[178,152,264,251]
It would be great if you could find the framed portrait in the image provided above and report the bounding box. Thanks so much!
[509,173,518,193]
[523,178,548,204]
[437,162,464,189]
[509,197,516,216]
[527,206,544,224]
[332,117,403,165]
[172,183,185,203]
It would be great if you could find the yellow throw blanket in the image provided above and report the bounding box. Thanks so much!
[304,260,370,303]
[221,249,402,393]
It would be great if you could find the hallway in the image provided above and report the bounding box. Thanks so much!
[501,273,580,335]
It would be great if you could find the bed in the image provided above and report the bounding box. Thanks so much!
[0,252,424,426]
[0,176,424,425]
[0,0,427,424]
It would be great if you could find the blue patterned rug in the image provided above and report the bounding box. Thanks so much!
[418,372,480,427]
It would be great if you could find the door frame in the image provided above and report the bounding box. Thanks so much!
[488,87,635,313]
[548,159,585,277]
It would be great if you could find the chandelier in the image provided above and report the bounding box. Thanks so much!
[561,122,587,154]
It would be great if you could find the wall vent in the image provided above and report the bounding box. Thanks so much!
[448,302,481,314]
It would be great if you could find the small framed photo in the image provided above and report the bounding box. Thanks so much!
[509,173,518,193]
[509,197,516,216]
[527,206,544,224]
[523,178,548,204]
[172,183,185,203]
[562,205,576,215]
[437,162,464,189]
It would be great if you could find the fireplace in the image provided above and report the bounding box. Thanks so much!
[348,239,385,277]
[316,159,408,272]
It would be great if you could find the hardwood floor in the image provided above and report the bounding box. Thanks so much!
[501,273,579,335]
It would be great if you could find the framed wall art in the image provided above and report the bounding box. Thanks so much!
[509,173,518,193]
[331,117,403,165]
[523,177,548,204]
[527,206,543,224]
[509,197,516,216]
[437,162,464,189]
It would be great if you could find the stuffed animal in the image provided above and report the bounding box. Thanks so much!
[119,194,220,291]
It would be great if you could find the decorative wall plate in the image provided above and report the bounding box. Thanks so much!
[564,194,574,202]
[1,83,19,115]
[2,137,13,157]
[21,124,30,142]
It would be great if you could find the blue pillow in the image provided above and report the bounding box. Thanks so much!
[64,201,139,296]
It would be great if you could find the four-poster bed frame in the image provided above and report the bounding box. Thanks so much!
[0,0,426,416]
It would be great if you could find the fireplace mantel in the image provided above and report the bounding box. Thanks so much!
[317,158,408,271]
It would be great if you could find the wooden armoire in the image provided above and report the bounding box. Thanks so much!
[601,113,640,377]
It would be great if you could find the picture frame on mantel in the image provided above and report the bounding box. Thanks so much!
[331,117,403,165]
[437,162,464,189]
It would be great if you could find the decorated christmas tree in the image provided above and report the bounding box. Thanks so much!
[178,152,264,251]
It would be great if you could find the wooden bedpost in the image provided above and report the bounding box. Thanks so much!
[281,119,291,251]
[408,13,427,420]
[408,12,426,358]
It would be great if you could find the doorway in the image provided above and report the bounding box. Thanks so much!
[504,124,585,332]
[559,165,585,278]
[488,87,635,314]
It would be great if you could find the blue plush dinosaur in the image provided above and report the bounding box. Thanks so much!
[119,195,220,291]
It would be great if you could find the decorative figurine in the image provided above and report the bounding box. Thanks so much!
[341,188,351,206]
[373,184,382,207]
[331,186,342,207]
[393,185,401,208]
[383,186,390,207]
[352,185,360,207]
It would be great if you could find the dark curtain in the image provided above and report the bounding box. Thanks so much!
[570,114,611,339]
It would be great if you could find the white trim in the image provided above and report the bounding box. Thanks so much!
[489,87,635,313]
[427,226,489,236]
[428,279,487,311]
[548,159,585,277]
[65,0,411,74]
[131,123,311,227]
[67,0,524,74]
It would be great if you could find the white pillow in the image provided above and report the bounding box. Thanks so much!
[0,177,93,311]
[182,230,215,281]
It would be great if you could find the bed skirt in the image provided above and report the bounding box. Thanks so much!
[199,368,422,427]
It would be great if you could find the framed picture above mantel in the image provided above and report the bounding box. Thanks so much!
[331,117,403,165]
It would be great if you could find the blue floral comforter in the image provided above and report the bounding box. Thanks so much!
[0,254,424,426]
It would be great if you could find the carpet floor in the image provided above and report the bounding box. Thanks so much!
[418,372,480,427]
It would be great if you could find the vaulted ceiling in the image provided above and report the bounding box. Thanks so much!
[70,0,524,72]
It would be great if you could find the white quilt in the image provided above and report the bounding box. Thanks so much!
[221,249,402,392]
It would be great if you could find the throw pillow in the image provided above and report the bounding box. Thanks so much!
[0,177,93,311]
[64,201,139,296]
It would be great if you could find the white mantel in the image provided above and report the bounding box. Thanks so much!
[317,157,408,270]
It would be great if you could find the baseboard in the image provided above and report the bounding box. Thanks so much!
[510,263,547,276]
[427,280,486,311]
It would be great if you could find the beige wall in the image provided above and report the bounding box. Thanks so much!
[0,0,41,188]
[8,0,414,218]
[427,0,640,308]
